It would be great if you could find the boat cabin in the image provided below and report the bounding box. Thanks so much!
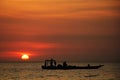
[44,58,56,67]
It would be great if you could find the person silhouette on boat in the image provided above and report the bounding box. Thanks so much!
[50,58,56,67]
[63,61,67,67]
[50,58,54,67]
[88,64,90,67]
[54,60,56,66]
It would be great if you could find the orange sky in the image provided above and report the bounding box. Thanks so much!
[0,0,120,62]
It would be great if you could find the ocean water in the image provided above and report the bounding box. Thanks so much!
[0,62,119,80]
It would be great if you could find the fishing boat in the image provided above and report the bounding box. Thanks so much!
[41,59,104,70]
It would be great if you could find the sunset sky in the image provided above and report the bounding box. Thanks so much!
[0,0,119,62]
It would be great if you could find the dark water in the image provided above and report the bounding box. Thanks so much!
[0,62,119,80]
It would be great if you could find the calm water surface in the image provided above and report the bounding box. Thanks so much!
[0,62,119,80]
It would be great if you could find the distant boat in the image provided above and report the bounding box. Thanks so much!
[41,59,104,70]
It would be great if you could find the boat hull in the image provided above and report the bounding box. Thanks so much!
[42,65,104,70]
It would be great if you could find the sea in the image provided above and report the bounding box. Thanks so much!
[0,62,119,80]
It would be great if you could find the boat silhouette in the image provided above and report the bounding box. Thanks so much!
[42,59,104,70]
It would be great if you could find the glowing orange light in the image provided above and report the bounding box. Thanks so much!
[21,54,29,60]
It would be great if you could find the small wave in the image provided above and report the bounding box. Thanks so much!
[84,74,99,77]
[46,75,58,77]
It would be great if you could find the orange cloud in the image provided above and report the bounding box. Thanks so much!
[0,41,59,50]
[0,0,119,19]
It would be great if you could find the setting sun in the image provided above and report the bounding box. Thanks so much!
[21,54,29,60]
